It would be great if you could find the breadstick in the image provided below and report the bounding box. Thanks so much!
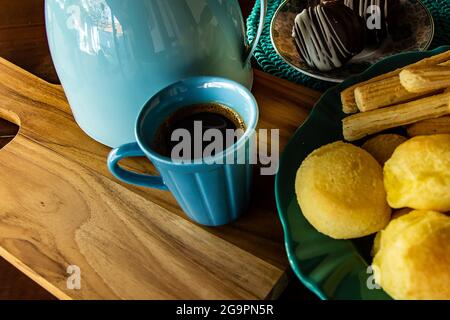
[400,66,450,93]
[407,116,450,137]
[341,50,450,114]
[354,76,435,112]
[343,92,450,141]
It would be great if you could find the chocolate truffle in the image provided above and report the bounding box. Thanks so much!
[344,0,400,22]
[292,0,365,71]
[343,0,400,45]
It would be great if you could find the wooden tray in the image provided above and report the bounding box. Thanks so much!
[0,58,320,300]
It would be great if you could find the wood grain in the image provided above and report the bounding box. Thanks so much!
[0,58,320,300]
[0,61,316,270]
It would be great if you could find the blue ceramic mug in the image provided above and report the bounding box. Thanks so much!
[107,77,259,226]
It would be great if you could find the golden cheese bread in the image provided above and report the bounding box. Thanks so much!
[362,134,408,165]
[295,141,391,239]
[372,210,450,300]
[371,207,413,258]
[384,134,450,212]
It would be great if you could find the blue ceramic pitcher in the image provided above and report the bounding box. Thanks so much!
[45,0,266,147]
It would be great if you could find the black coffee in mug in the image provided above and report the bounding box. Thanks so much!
[153,103,246,159]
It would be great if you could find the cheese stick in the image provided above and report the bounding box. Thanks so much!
[400,66,450,93]
[354,76,436,112]
[407,116,450,137]
[341,50,450,114]
[343,92,450,141]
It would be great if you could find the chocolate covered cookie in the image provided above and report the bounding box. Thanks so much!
[292,0,365,71]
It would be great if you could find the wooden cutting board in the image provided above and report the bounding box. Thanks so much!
[0,58,320,300]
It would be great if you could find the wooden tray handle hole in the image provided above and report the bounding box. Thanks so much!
[0,108,20,150]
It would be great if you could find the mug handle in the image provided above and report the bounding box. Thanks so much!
[107,142,168,190]
[244,0,267,65]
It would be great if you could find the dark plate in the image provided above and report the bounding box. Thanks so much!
[271,0,435,83]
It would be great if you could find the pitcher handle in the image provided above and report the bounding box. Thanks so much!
[244,0,267,65]
[108,142,168,190]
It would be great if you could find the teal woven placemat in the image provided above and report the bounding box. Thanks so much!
[247,0,450,91]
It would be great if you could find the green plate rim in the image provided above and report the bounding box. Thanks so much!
[274,45,450,300]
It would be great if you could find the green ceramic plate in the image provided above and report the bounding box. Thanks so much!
[275,46,450,300]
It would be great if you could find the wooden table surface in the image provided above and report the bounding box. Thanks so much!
[0,58,320,300]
